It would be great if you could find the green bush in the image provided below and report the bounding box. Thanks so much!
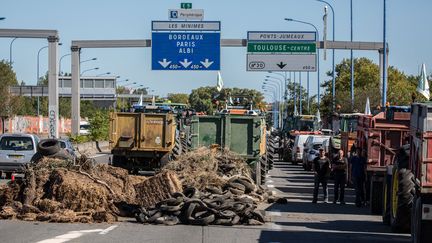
[68,134,91,144]
[89,110,109,141]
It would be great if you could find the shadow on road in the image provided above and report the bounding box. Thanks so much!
[258,230,410,243]
[259,160,411,243]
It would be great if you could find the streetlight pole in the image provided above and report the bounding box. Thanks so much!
[317,0,335,111]
[263,85,279,127]
[37,46,49,84]
[36,45,48,116]
[263,90,276,127]
[59,53,71,76]
[307,71,310,114]
[264,78,282,101]
[9,37,17,66]
[263,87,278,128]
[80,67,99,76]
[293,71,297,115]
[382,0,387,107]
[299,72,302,115]
[96,72,111,77]
[350,0,355,109]
[285,18,320,108]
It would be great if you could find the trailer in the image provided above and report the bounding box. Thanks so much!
[189,113,269,184]
[109,106,183,172]
[356,107,410,215]
[380,103,432,241]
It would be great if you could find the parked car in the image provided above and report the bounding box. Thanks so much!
[0,133,39,174]
[80,121,90,135]
[58,138,77,159]
[302,135,331,171]
[291,134,311,165]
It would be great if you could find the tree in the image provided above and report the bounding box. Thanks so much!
[0,60,21,117]
[167,93,189,104]
[189,86,266,114]
[320,58,424,116]
[283,82,318,116]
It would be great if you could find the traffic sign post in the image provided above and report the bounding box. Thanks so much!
[247,31,317,72]
[152,21,221,71]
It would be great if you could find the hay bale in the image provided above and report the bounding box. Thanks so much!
[0,156,148,223]
[134,171,182,208]
[163,147,252,190]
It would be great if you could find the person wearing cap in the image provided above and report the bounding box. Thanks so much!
[331,149,348,204]
[312,148,331,203]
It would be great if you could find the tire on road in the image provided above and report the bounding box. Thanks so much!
[37,139,61,156]
[390,168,414,233]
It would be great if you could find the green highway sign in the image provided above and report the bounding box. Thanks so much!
[247,42,316,53]
[181,3,192,9]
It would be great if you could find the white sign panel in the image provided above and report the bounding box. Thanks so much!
[169,9,204,20]
[152,21,220,31]
[247,31,316,42]
[247,54,316,72]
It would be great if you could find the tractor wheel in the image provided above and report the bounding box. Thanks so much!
[390,168,415,233]
[382,174,391,225]
[260,157,267,185]
[171,132,182,161]
[412,195,432,243]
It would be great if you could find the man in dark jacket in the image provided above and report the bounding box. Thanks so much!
[312,148,331,203]
[332,149,348,204]
[349,148,367,207]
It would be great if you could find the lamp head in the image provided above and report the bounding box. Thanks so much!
[284,18,293,21]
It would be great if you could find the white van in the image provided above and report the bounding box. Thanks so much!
[302,135,331,170]
[291,135,311,164]
[80,121,90,136]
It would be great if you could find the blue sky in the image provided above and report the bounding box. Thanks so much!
[0,0,431,101]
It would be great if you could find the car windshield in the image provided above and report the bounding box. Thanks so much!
[0,136,34,151]
[80,124,90,130]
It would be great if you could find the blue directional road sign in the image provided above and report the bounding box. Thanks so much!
[152,32,220,71]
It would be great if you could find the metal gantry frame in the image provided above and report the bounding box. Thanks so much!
[0,28,60,138]
[69,39,388,135]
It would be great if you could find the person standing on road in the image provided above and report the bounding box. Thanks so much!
[312,148,331,203]
[332,150,347,205]
[349,148,367,207]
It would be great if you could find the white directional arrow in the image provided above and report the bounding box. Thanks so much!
[179,59,192,68]
[200,59,214,68]
[158,59,171,68]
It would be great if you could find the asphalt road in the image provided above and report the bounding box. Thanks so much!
[0,160,411,243]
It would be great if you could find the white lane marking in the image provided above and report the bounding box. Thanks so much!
[267,210,282,217]
[267,184,275,188]
[267,179,274,183]
[99,225,118,235]
[36,225,117,243]
[270,222,283,231]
